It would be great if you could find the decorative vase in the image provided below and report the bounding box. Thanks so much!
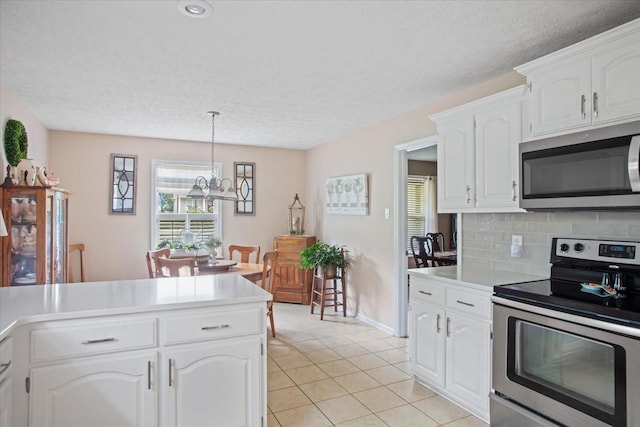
[17,158,36,186]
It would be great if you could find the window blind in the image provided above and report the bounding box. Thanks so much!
[407,176,426,252]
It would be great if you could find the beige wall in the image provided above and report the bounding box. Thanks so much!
[1,87,49,174]
[49,131,306,281]
[305,71,525,329]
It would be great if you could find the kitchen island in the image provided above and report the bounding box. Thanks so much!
[0,275,271,427]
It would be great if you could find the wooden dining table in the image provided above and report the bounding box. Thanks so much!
[432,250,457,266]
[197,262,265,283]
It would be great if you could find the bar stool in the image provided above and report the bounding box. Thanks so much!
[310,264,346,320]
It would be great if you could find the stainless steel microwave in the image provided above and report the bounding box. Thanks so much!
[520,122,640,210]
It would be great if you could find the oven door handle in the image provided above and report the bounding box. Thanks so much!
[629,135,640,192]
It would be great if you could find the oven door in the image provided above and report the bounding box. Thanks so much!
[492,298,640,427]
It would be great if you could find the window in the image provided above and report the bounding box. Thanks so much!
[407,176,426,251]
[151,160,221,249]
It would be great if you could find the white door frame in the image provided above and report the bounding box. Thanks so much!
[393,135,438,337]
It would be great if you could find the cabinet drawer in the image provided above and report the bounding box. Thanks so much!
[446,288,490,320]
[410,277,445,306]
[161,307,262,345]
[31,318,156,363]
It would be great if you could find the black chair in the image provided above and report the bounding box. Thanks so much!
[426,232,456,266]
[410,236,432,268]
[426,232,446,252]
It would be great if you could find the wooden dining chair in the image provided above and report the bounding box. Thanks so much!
[260,251,277,337]
[154,257,196,278]
[68,243,86,282]
[228,245,261,263]
[146,248,171,278]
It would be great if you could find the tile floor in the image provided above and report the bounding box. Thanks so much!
[267,303,489,427]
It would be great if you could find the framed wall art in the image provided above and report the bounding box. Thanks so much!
[235,162,255,215]
[326,173,368,215]
[110,154,137,215]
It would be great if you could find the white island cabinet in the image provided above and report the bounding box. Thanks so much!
[0,275,271,427]
[408,266,546,423]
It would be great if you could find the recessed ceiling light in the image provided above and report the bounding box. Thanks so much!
[177,0,213,18]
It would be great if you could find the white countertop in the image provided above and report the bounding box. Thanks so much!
[0,274,272,340]
[408,265,547,292]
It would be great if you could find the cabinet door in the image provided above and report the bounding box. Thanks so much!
[410,301,445,388]
[592,36,640,125]
[445,311,490,418]
[437,116,475,211]
[30,352,156,427]
[475,101,521,209]
[163,337,261,427]
[0,375,11,427]
[528,58,591,137]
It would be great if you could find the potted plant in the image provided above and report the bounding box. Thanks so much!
[203,237,223,258]
[299,241,349,278]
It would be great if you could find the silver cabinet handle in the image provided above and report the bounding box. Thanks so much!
[512,180,517,202]
[147,361,152,390]
[81,337,117,345]
[201,324,230,331]
[418,290,432,296]
[593,92,598,118]
[581,94,586,119]
[446,317,451,337]
[456,300,475,307]
[0,361,11,376]
[465,185,471,204]
[436,314,441,334]
[168,358,174,387]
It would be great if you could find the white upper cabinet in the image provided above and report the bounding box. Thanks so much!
[517,19,640,140]
[431,86,525,213]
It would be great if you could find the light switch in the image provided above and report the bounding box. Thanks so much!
[511,235,523,258]
[384,208,390,220]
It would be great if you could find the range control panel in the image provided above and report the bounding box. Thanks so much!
[553,238,640,266]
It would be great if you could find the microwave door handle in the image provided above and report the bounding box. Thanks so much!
[629,136,640,192]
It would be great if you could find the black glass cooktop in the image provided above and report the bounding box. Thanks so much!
[494,279,640,329]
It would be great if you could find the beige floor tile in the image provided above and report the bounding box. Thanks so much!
[273,404,333,427]
[293,339,329,352]
[365,365,412,385]
[318,335,354,347]
[317,359,361,377]
[379,336,409,348]
[267,413,281,427]
[386,379,437,402]
[392,360,412,374]
[268,370,295,391]
[347,353,389,370]
[342,331,381,343]
[358,339,396,353]
[333,371,382,393]
[285,365,329,385]
[443,415,489,427]
[352,386,406,412]
[268,386,312,413]
[374,348,409,364]
[315,395,372,425]
[377,404,439,427]
[299,378,349,402]
[269,344,300,358]
[412,395,470,425]
[304,348,344,364]
[332,343,370,358]
[268,356,282,373]
[335,414,388,426]
[273,352,315,370]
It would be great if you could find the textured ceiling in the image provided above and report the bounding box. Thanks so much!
[2,1,640,150]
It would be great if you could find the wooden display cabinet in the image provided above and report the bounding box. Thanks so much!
[272,235,315,304]
[1,186,69,286]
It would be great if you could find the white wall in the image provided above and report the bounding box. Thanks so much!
[1,87,49,175]
[49,130,306,281]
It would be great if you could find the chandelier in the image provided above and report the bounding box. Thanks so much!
[187,111,238,201]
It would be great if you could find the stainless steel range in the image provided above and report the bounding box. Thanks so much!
[491,237,640,427]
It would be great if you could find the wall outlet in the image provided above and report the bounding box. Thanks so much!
[384,208,390,220]
[511,235,523,258]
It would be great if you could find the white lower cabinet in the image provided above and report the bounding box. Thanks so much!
[30,352,157,427]
[0,337,12,427]
[409,275,491,422]
[10,303,266,427]
[162,337,261,427]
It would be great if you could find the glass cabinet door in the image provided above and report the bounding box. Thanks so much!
[9,192,39,285]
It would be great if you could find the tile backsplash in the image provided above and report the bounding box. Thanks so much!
[461,211,640,277]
